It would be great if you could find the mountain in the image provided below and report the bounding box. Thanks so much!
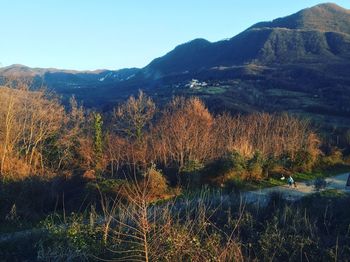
[143,3,350,78]
[1,3,350,129]
[0,64,140,90]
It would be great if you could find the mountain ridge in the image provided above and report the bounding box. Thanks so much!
[143,3,350,79]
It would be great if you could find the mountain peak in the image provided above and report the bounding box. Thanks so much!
[4,64,30,69]
[250,2,350,35]
[302,2,350,18]
[174,38,211,50]
[312,3,349,12]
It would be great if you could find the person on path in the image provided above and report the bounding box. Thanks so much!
[287,175,297,188]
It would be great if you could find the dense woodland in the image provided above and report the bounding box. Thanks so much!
[0,86,323,181]
[1,85,350,261]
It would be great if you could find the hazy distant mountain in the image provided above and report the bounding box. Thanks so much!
[0,64,140,90]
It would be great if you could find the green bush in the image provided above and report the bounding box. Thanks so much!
[319,148,344,167]
[86,178,126,195]
[200,151,248,186]
[228,151,247,174]
[143,165,169,199]
[247,151,264,180]
[293,149,316,172]
[37,213,104,261]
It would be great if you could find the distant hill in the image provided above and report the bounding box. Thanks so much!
[1,3,350,130]
[0,64,140,91]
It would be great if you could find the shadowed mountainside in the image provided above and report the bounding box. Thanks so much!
[143,3,350,78]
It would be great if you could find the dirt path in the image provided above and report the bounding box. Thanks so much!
[242,172,350,205]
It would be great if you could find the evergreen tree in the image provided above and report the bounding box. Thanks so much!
[93,112,103,170]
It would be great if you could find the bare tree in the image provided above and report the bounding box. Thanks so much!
[0,87,65,178]
[153,97,214,171]
[115,90,155,142]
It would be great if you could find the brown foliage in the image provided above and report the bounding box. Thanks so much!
[105,96,320,181]
[114,90,155,141]
[153,97,214,170]
[214,112,320,160]
[0,87,65,179]
[0,86,320,182]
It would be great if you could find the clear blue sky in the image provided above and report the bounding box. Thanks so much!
[1,0,349,70]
